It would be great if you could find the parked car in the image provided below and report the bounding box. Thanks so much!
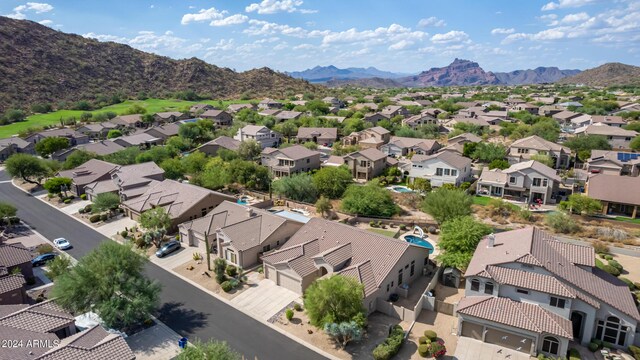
[155,240,181,258]
[53,238,72,250]
[32,253,58,267]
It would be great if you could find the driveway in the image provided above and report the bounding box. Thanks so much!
[60,199,91,214]
[230,278,301,321]
[454,337,531,360]
[126,319,182,360]
[95,216,138,237]
[149,245,198,270]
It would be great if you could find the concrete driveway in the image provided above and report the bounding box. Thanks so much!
[126,319,182,360]
[454,337,531,360]
[95,216,138,237]
[230,278,301,321]
[150,245,199,270]
[60,200,91,214]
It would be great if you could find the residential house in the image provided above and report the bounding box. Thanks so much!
[84,162,165,201]
[24,128,89,147]
[402,113,438,129]
[0,242,34,281]
[459,228,640,357]
[538,105,565,117]
[447,117,491,131]
[508,135,571,169]
[143,123,180,141]
[511,103,539,114]
[76,122,119,140]
[353,103,378,112]
[322,155,347,168]
[258,98,283,110]
[296,127,338,145]
[409,151,472,187]
[322,97,343,108]
[274,111,303,122]
[121,179,235,231]
[552,110,582,125]
[262,218,431,315]
[200,110,233,127]
[153,111,188,124]
[438,132,482,155]
[179,201,304,268]
[58,159,119,196]
[52,141,125,162]
[586,174,640,218]
[110,114,145,128]
[342,126,391,149]
[195,136,241,156]
[0,137,34,161]
[380,137,441,158]
[591,115,626,128]
[0,267,27,304]
[258,109,281,117]
[574,124,638,149]
[476,160,561,204]
[234,125,282,149]
[261,145,321,177]
[190,103,216,114]
[586,150,640,176]
[227,103,256,113]
[343,148,395,181]
[381,105,409,118]
[362,113,388,126]
[569,114,593,129]
[112,132,162,148]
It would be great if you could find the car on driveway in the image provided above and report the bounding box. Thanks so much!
[53,238,72,250]
[155,240,181,258]
[32,253,58,266]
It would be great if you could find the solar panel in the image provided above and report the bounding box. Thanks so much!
[616,153,639,162]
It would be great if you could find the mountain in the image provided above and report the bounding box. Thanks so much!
[287,65,407,83]
[0,16,317,112]
[494,67,581,85]
[557,63,640,87]
[398,59,499,87]
[325,77,404,89]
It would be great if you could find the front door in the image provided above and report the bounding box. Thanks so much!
[571,312,584,340]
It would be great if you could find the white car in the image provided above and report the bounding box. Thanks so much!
[53,238,72,250]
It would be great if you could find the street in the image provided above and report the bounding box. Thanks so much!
[0,172,327,360]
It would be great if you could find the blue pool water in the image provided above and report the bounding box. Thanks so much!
[405,235,434,253]
[237,200,248,205]
[393,186,414,193]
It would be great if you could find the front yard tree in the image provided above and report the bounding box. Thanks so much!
[35,137,70,158]
[176,340,240,360]
[341,181,399,217]
[62,150,97,170]
[52,241,161,330]
[5,153,50,185]
[237,140,262,161]
[313,166,353,199]
[437,216,492,270]
[564,135,612,162]
[421,188,473,224]
[315,196,333,218]
[139,207,171,247]
[272,173,318,203]
[91,192,121,214]
[471,143,507,163]
[559,194,602,216]
[43,177,72,195]
[0,201,17,222]
[304,275,365,327]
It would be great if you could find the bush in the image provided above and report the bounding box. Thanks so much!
[399,224,406,230]
[372,325,404,360]
[352,312,367,329]
[100,214,108,221]
[428,341,446,358]
[427,226,437,234]
[36,244,54,254]
[221,281,233,292]
[134,236,146,248]
[80,194,87,200]
[605,254,614,261]
[84,205,92,213]
[226,265,238,277]
[424,330,437,341]
[418,344,429,357]
[120,230,128,237]
[78,207,85,214]
[63,198,71,204]
[629,345,640,359]
[192,252,202,261]
[569,348,581,360]
[619,277,635,290]
[602,264,621,276]
[89,214,100,223]
[593,241,609,254]
[608,260,623,272]
[418,336,429,345]
[285,308,294,321]
[545,212,580,234]
[592,339,603,348]
[294,303,303,311]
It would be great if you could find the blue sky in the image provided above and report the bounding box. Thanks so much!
[2,0,639,73]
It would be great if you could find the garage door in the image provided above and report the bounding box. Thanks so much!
[277,272,301,293]
[264,265,275,280]
[461,321,483,340]
[485,327,532,354]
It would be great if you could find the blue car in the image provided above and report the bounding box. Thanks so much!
[32,253,57,267]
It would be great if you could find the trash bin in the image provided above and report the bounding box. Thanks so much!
[178,337,188,349]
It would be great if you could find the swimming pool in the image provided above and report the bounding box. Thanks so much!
[393,186,414,193]
[237,200,248,205]
[404,235,434,253]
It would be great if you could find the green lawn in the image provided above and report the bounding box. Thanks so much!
[614,216,640,224]
[472,196,492,206]
[0,98,254,139]
[367,228,399,238]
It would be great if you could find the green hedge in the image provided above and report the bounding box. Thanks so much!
[89,214,100,223]
[221,281,233,292]
[372,325,404,360]
[568,348,581,360]
[424,330,437,341]
[418,344,429,357]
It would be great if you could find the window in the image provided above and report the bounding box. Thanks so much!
[410,261,415,276]
[471,279,480,291]
[262,244,271,252]
[509,176,516,184]
[596,316,628,346]
[386,284,390,292]
[276,241,280,246]
[436,168,443,176]
[542,336,559,355]
[550,296,566,308]
[542,178,548,187]
[398,269,403,285]
[307,158,310,163]
[391,281,394,288]
[444,169,451,176]
[626,137,632,141]
[360,160,367,167]
[484,282,494,294]
[424,257,429,265]
[451,169,458,176]
[516,289,529,295]
[533,178,542,187]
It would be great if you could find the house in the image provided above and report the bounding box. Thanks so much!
[402,113,438,129]
[274,111,303,122]
[381,105,409,118]
[476,160,561,204]
[459,228,640,357]
[258,109,281,117]
[538,105,565,117]
[591,115,626,128]
[362,113,387,126]
[569,114,593,129]
[380,137,441,157]
[52,141,125,162]
[227,103,256,113]
[342,126,391,149]
[76,122,119,140]
[0,137,35,161]
[112,132,162,148]
[574,124,638,149]
[258,98,283,110]
[143,123,180,140]
[58,159,119,196]
[296,127,338,145]
[121,179,235,231]
[195,136,241,156]
[552,110,582,125]
[586,174,640,218]
[0,300,134,360]
[262,218,430,314]
[508,135,571,169]
[322,97,343,108]
[511,103,539,114]
[437,132,482,155]
[200,110,233,127]
[153,111,188,124]
[190,103,216,114]
[234,125,282,149]
[84,161,165,201]
[586,150,640,176]
[343,148,394,181]
[447,117,491,131]
[24,128,89,147]
[353,102,378,112]
[322,155,347,168]
[110,114,145,128]
[179,201,304,268]
[0,267,27,304]
[0,242,34,281]
[261,145,321,177]
[409,151,472,187]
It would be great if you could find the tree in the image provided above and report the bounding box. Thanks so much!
[471,143,506,163]
[101,147,141,165]
[530,154,554,168]
[179,122,204,142]
[135,146,176,164]
[274,121,298,141]
[176,340,240,360]
[437,216,492,270]
[304,275,365,328]
[107,129,123,139]
[5,109,26,123]
[421,188,473,224]
[193,160,230,190]
[63,150,97,170]
[313,166,353,198]
[488,159,510,170]
[165,136,192,153]
[43,177,72,195]
[237,140,262,161]
[0,201,17,221]
[91,192,121,215]
[180,151,208,174]
[35,137,70,158]
[160,158,185,180]
[462,142,478,158]
[564,135,612,162]
[559,194,602,215]
[52,241,160,330]
[340,181,399,217]
[272,173,318,203]
[631,136,640,151]
[409,178,431,192]
[529,118,560,142]
[324,321,363,348]
[46,255,72,280]
[315,196,333,218]
[139,207,171,247]
[5,154,50,185]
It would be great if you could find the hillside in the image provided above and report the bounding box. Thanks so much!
[398,59,500,87]
[494,67,581,85]
[557,63,640,86]
[325,77,404,89]
[0,16,317,112]
[287,65,407,83]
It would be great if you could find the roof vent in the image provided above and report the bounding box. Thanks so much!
[487,233,495,248]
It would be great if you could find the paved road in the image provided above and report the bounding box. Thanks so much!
[0,175,327,360]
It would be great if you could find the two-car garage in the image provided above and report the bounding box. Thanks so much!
[264,265,303,294]
[460,321,535,355]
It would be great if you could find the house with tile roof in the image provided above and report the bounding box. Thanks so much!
[586,150,640,177]
[590,115,627,128]
[234,125,282,149]
[109,114,145,128]
[75,122,120,140]
[402,113,438,129]
[262,218,430,314]
[179,201,304,268]
[295,127,338,145]
[409,151,472,187]
[24,128,89,147]
[52,140,125,162]
[586,174,640,218]
[84,161,165,201]
[0,137,35,162]
[458,227,640,357]
[0,266,27,304]
[342,126,391,149]
[58,159,120,196]
[258,98,283,110]
[195,136,241,157]
[143,123,180,140]
[476,160,561,204]
[507,135,571,169]
[343,148,395,181]
[153,111,188,124]
[200,110,233,127]
[575,124,638,149]
[380,137,441,158]
[112,132,162,148]
[190,103,216,114]
[261,145,321,178]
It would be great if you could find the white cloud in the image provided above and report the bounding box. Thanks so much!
[293,43,314,50]
[491,28,515,35]
[38,19,52,25]
[244,19,314,38]
[83,32,128,43]
[417,17,446,28]
[210,14,249,27]
[6,2,53,19]
[245,0,316,14]
[542,0,595,11]
[181,7,226,25]
[321,24,427,46]
[430,30,469,44]
[560,12,590,24]
[389,40,413,50]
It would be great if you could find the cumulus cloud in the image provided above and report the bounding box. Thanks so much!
[38,19,53,25]
[560,12,590,24]
[430,30,469,44]
[210,14,249,27]
[417,17,446,28]
[321,24,427,46]
[542,0,595,11]
[245,0,316,14]
[388,40,414,50]
[244,19,316,38]
[6,2,53,19]
[181,7,226,25]
[491,28,515,35]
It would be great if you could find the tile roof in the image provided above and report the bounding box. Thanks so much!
[576,124,638,137]
[587,174,640,205]
[483,265,575,299]
[0,137,31,150]
[368,126,390,135]
[0,243,33,268]
[240,125,270,136]
[155,111,183,118]
[144,123,180,137]
[111,114,142,125]
[296,127,338,140]
[478,167,508,184]
[412,151,472,170]
[348,148,387,162]
[457,296,573,338]
[75,141,125,156]
[262,145,321,161]
[505,160,561,182]
[275,111,303,119]
[591,115,626,125]
[387,137,440,152]
[509,135,568,152]
[0,300,75,334]
[197,136,241,152]
[37,325,135,360]
[114,132,160,146]
[0,274,25,294]
[448,132,482,144]
[58,159,119,187]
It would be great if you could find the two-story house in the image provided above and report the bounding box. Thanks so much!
[322,97,343,108]
[381,105,409,118]
[261,145,321,178]
[153,111,188,124]
[409,152,472,187]
[295,127,338,145]
[195,136,241,157]
[508,135,571,169]
[380,137,441,158]
[200,110,233,127]
[258,98,283,110]
[591,115,627,128]
[575,124,638,149]
[476,160,561,204]
[342,126,391,149]
[402,113,438,129]
[76,122,120,140]
[0,137,35,161]
[24,128,89,147]
[458,228,640,357]
[586,150,640,176]
[343,148,395,181]
[234,125,282,149]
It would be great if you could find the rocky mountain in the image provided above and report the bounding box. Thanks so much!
[325,77,404,89]
[557,63,640,87]
[287,65,407,83]
[494,67,581,85]
[398,59,500,87]
[0,16,317,112]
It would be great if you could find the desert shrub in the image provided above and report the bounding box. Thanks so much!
[100,214,108,221]
[628,345,640,360]
[221,281,233,292]
[608,260,623,272]
[37,244,54,254]
[604,254,614,261]
[294,303,303,311]
[285,308,294,321]
[352,312,367,329]
[370,221,376,227]
[545,212,580,234]
[80,194,87,200]
[226,265,238,277]
[120,230,128,237]
[568,348,581,360]
[63,198,71,204]
[134,236,146,248]
[428,226,437,234]
[597,227,629,241]
[372,325,404,360]
[424,330,437,341]
[602,264,621,277]
[418,344,429,357]
[89,214,100,223]
[84,205,92,213]
[399,224,406,230]
[518,209,533,222]
[192,252,202,261]
[418,336,429,345]
[78,207,85,214]
[593,241,609,254]
[620,277,636,290]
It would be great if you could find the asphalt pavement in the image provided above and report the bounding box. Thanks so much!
[0,174,328,360]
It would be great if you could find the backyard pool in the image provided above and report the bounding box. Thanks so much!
[404,235,434,253]
[387,186,415,193]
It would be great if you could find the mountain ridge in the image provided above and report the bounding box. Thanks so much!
[557,62,640,86]
[286,65,408,83]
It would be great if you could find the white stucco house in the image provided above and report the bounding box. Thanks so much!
[408,151,473,187]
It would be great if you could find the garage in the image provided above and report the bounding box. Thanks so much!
[485,327,532,354]
[276,272,302,293]
[460,321,483,340]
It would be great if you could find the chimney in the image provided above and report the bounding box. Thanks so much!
[487,233,495,248]
[246,207,254,218]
